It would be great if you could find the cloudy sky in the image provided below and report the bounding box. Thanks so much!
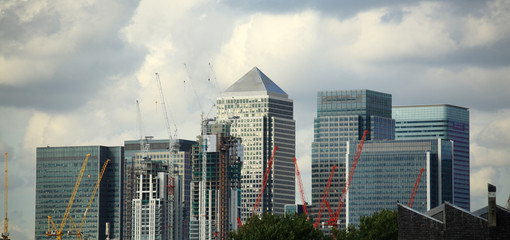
[1,0,510,238]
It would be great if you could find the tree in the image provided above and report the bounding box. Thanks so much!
[228,213,326,240]
[332,209,398,240]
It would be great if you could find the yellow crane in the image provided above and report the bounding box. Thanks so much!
[46,154,90,240]
[68,159,110,240]
[1,153,9,240]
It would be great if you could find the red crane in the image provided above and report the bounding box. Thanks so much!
[252,146,278,216]
[237,217,242,228]
[313,165,338,229]
[293,157,311,217]
[408,168,425,208]
[329,130,368,226]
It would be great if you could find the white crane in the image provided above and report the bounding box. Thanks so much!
[136,100,152,167]
[155,72,178,240]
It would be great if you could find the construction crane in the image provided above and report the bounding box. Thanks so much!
[47,154,90,240]
[408,168,425,208]
[252,146,278,216]
[155,72,178,239]
[236,217,242,228]
[68,159,110,240]
[2,153,8,240]
[313,165,337,229]
[328,130,368,226]
[136,100,152,163]
[293,157,311,217]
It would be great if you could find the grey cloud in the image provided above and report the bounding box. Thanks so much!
[222,0,487,19]
[0,0,145,112]
[0,45,145,112]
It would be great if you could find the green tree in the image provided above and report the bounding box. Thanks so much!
[228,213,326,240]
[332,209,398,240]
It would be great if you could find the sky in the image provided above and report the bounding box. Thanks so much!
[1,0,510,238]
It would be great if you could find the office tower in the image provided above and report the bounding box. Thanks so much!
[35,146,123,240]
[311,90,394,229]
[189,121,243,240]
[216,67,295,221]
[393,105,470,210]
[124,139,194,240]
[345,139,454,226]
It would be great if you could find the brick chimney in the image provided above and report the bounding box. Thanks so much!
[488,183,497,227]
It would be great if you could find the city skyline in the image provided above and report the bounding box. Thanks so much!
[2,0,510,239]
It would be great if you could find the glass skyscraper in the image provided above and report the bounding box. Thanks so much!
[393,105,470,210]
[345,139,454,226]
[311,89,394,229]
[35,146,123,240]
[216,67,295,222]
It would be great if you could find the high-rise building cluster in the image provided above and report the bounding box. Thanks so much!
[34,67,469,239]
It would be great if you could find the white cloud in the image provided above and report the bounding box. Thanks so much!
[459,0,510,47]
[0,0,134,86]
[470,108,510,209]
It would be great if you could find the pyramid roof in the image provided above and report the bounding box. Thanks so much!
[223,67,287,97]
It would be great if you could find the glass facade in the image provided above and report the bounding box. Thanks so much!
[35,146,123,240]
[393,105,470,210]
[311,89,394,229]
[216,67,295,222]
[345,139,453,226]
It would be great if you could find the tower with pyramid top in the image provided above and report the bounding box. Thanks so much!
[216,67,296,222]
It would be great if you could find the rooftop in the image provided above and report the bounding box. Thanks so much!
[222,67,287,98]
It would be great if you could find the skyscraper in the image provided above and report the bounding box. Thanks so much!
[216,67,295,221]
[345,139,454,226]
[35,146,123,240]
[311,89,394,229]
[393,105,470,210]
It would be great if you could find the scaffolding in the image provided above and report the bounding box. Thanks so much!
[191,121,242,240]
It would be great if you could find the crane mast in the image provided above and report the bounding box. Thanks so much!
[313,165,337,229]
[2,153,8,240]
[155,72,177,239]
[252,146,278,216]
[47,154,90,240]
[329,130,368,226]
[408,168,425,208]
[68,159,110,239]
[293,157,311,217]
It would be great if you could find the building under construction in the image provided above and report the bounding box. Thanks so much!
[123,139,194,240]
[131,159,172,240]
[189,121,243,240]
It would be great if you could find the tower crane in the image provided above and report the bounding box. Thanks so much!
[408,168,425,208]
[47,154,90,240]
[68,159,110,240]
[252,146,278,217]
[313,165,337,229]
[155,72,178,239]
[136,100,151,160]
[293,157,311,218]
[2,153,9,240]
[328,130,368,226]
